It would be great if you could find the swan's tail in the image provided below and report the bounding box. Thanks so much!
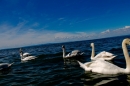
[77,61,86,69]
[111,55,117,59]
[113,55,117,58]
[80,52,84,55]
[8,62,14,67]
[105,55,117,61]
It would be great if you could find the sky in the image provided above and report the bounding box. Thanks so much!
[0,0,130,49]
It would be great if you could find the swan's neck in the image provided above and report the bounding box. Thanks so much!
[20,54,23,60]
[91,45,95,60]
[62,48,66,58]
[20,51,24,60]
[122,41,130,70]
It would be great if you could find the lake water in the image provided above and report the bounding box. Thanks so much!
[0,35,130,86]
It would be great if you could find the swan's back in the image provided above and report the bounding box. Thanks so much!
[71,50,83,55]
[71,50,80,53]
[21,56,36,61]
[19,48,37,61]
[23,53,31,57]
[103,51,114,56]
[0,63,9,67]
[0,63,12,70]
[91,60,124,74]
[65,50,83,58]
[78,60,125,74]
[94,51,116,60]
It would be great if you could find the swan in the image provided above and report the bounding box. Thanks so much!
[90,43,116,61]
[19,48,37,61]
[0,62,14,71]
[62,45,84,66]
[77,38,130,74]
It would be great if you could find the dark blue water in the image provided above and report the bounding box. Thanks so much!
[1,35,130,86]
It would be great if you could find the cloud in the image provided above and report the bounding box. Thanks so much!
[54,32,89,42]
[0,23,54,49]
[0,22,130,49]
[100,26,130,38]
[101,29,110,34]
[124,26,130,29]
[0,22,90,49]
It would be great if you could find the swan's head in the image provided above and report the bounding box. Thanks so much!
[90,43,94,47]
[123,38,130,45]
[20,48,21,50]
[62,45,65,49]
[19,48,23,57]
[19,48,22,52]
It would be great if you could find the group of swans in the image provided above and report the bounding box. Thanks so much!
[0,48,37,72]
[61,42,116,67]
[78,38,130,74]
[0,45,82,70]
[1,38,129,75]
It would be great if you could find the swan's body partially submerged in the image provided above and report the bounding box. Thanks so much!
[64,50,84,58]
[0,62,14,71]
[90,43,116,61]
[62,45,84,66]
[62,45,84,59]
[78,38,130,74]
[19,48,37,61]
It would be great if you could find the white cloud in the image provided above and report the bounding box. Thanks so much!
[99,26,130,38]
[0,23,55,49]
[54,32,89,43]
[0,23,130,49]
[101,29,110,34]
[0,23,90,49]
[124,26,130,29]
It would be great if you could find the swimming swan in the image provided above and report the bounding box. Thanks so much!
[62,45,84,66]
[90,43,116,61]
[0,62,14,71]
[19,48,37,61]
[62,45,84,58]
[77,38,130,74]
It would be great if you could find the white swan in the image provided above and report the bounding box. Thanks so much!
[19,48,37,61]
[0,62,14,71]
[77,38,130,74]
[62,45,84,66]
[90,43,116,61]
[62,45,84,58]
